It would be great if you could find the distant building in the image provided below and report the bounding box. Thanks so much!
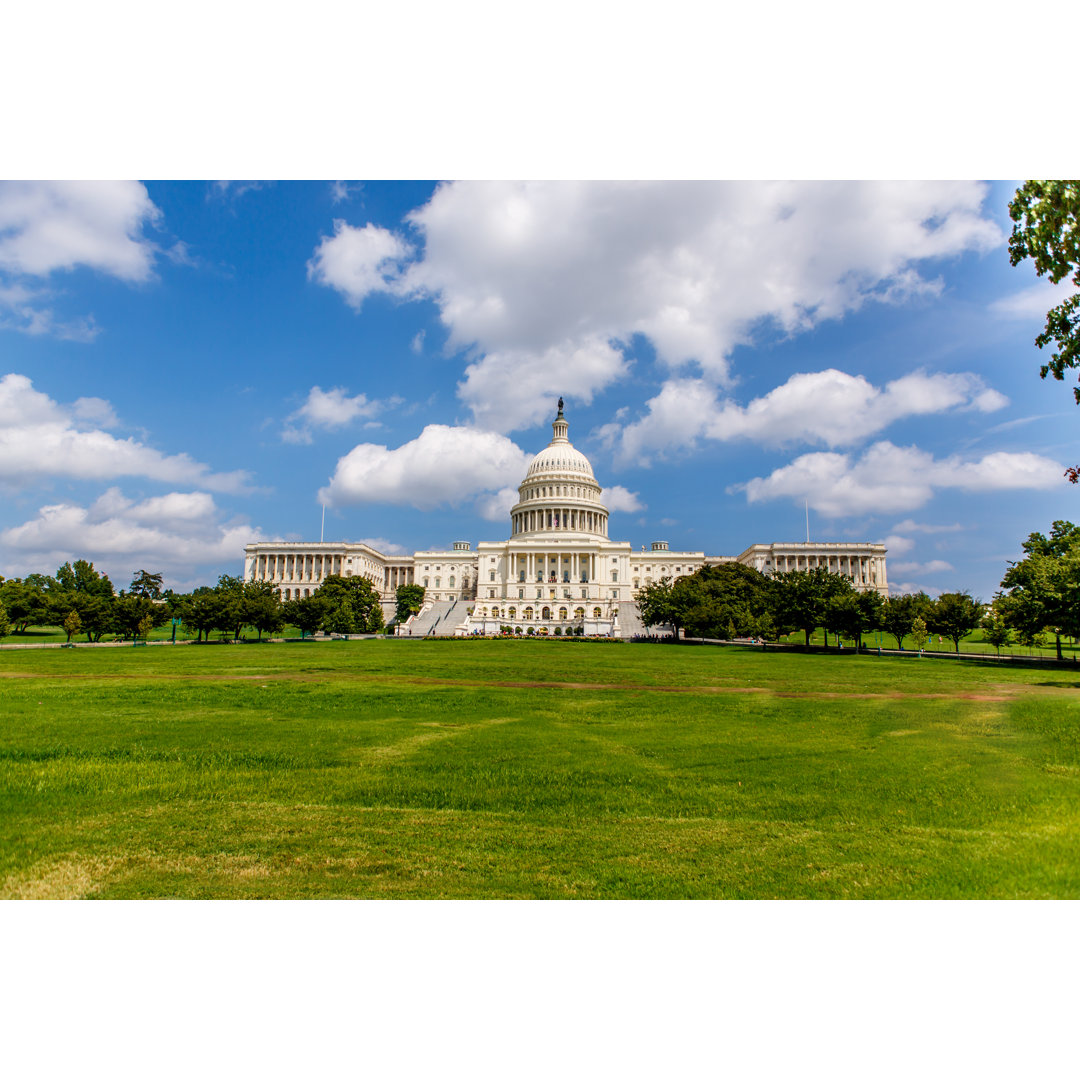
[244,402,887,636]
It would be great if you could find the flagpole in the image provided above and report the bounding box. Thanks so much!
[320,503,325,543]
[805,499,809,543]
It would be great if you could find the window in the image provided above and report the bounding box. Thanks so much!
[542,607,551,620]
[524,607,534,620]
[633,578,639,588]
[563,571,570,582]
[581,588,588,598]
[593,607,602,619]
[519,571,525,582]
[518,589,524,599]
[536,589,542,599]
[611,571,618,582]
[449,576,455,587]
[489,589,495,598]
[435,578,441,588]
[423,577,429,587]
[558,607,567,620]
[490,571,496,581]
[563,589,571,599]
[509,607,516,618]
[574,607,585,619]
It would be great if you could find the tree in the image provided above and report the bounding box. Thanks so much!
[243,582,284,641]
[316,575,385,634]
[998,520,1080,659]
[395,584,426,625]
[910,616,929,655]
[635,576,679,636]
[771,568,847,646]
[129,570,165,599]
[283,595,328,639]
[0,578,50,633]
[1008,182,1080,479]
[660,564,774,640]
[112,595,166,640]
[981,608,1013,657]
[881,592,933,650]
[0,600,10,641]
[928,592,985,654]
[63,609,82,643]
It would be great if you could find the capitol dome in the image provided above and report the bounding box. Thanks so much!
[509,399,609,539]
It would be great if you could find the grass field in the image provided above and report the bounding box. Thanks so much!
[2,639,1079,898]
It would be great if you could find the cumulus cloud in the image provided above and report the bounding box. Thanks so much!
[460,337,628,433]
[738,441,1062,517]
[882,534,916,555]
[603,485,645,513]
[0,487,266,584]
[0,373,251,494]
[604,368,1007,466]
[281,385,392,444]
[311,181,1002,431]
[0,181,166,339]
[306,221,413,310]
[321,424,531,513]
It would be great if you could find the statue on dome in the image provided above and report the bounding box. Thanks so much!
[557,396,564,417]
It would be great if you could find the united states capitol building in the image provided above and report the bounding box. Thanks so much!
[244,402,888,636]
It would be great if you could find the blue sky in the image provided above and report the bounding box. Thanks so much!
[1,179,1075,600]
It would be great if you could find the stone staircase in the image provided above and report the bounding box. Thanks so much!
[403,600,467,637]
[616,601,648,639]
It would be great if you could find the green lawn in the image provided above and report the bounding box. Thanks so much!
[2,639,1078,898]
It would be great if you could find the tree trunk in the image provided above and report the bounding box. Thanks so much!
[1056,633,1063,661]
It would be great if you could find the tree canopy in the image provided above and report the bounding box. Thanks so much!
[1008,181,1080,480]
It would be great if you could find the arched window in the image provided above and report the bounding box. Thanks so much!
[558,607,567,620]
[509,607,516,618]
[524,607,534,620]
[449,576,455,587]
[574,607,585,619]
[542,606,551,620]
[593,607,602,619]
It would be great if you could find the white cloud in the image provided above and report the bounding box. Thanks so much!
[606,368,1007,466]
[321,424,531,512]
[890,519,964,535]
[602,485,645,513]
[0,487,265,585]
[0,181,167,340]
[353,536,408,556]
[330,181,362,205]
[474,487,520,522]
[890,582,945,599]
[0,373,251,494]
[891,559,954,575]
[460,337,628,433]
[882,534,916,555]
[0,181,161,281]
[989,277,1076,319]
[210,181,270,200]
[739,441,1062,517]
[306,220,413,310]
[411,330,425,354]
[281,385,391,443]
[310,181,1001,429]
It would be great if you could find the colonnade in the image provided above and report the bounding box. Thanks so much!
[383,565,413,590]
[771,552,882,585]
[510,551,597,584]
[254,552,344,583]
[511,509,607,536]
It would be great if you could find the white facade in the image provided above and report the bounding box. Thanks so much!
[243,404,887,635]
